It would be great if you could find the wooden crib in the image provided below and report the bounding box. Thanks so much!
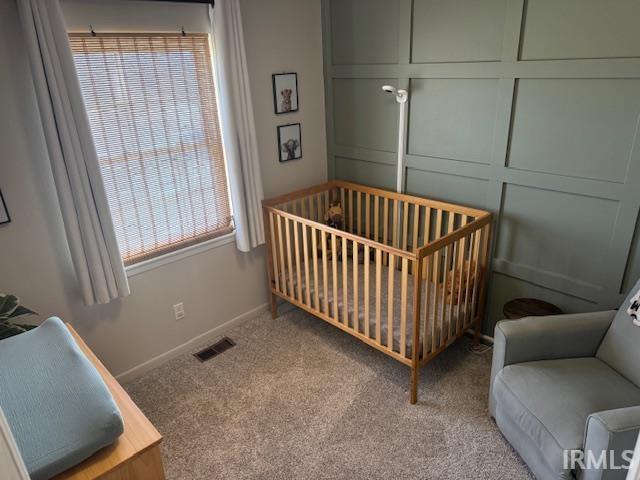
[262,180,492,404]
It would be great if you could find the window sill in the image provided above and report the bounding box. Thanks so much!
[125,231,236,278]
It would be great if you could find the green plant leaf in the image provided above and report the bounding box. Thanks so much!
[0,294,19,321]
[9,305,36,319]
[0,322,30,341]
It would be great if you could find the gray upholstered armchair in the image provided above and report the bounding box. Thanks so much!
[490,285,640,480]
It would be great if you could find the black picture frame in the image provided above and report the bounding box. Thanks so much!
[272,72,299,114]
[277,123,302,162]
[0,190,10,225]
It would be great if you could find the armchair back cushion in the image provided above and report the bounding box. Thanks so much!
[597,278,640,387]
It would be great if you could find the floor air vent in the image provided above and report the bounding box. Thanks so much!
[194,337,236,362]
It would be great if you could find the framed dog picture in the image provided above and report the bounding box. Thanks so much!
[0,190,10,225]
[277,123,302,162]
[272,73,298,114]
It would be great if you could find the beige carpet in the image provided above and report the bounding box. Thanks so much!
[125,306,533,480]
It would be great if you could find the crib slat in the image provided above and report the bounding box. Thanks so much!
[285,218,294,299]
[431,210,443,346]
[365,193,371,239]
[457,223,470,333]
[400,257,409,357]
[353,241,359,333]
[469,227,484,326]
[383,198,389,263]
[364,244,370,338]
[324,190,330,220]
[412,257,423,367]
[424,254,433,355]
[342,236,349,325]
[463,231,475,327]
[374,195,380,243]
[412,204,420,250]
[422,206,431,278]
[348,190,354,233]
[277,215,287,296]
[433,209,443,286]
[375,248,382,342]
[424,206,432,245]
[340,187,346,221]
[456,233,469,335]
[393,199,399,250]
[316,193,322,222]
[322,230,329,315]
[439,243,451,347]
[387,253,396,351]
[458,216,469,267]
[294,220,303,302]
[448,238,459,338]
[332,233,339,321]
[402,202,409,252]
[302,223,311,306]
[312,226,320,310]
[269,213,280,293]
[357,191,362,236]
[475,224,492,328]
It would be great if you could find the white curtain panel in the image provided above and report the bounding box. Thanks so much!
[17,0,130,305]
[210,0,265,252]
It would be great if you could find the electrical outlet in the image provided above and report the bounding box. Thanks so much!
[173,302,185,320]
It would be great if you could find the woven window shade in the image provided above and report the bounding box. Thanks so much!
[69,33,233,265]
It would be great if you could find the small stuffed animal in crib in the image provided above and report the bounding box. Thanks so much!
[324,201,344,230]
[320,201,367,263]
[445,260,478,305]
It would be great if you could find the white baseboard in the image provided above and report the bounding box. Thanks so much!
[115,303,268,384]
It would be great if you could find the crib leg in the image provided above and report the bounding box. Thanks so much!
[410,366,419,404]
[269,292,278,319]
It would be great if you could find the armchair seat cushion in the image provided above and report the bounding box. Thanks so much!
[493,357,640,479]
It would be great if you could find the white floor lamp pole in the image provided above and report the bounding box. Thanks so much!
[382,85,409,193]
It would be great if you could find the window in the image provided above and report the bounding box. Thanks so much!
[69,33,233,266]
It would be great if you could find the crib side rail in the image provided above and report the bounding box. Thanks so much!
[332,180,487,219]
[262,181,335,208]
[265,206,417,261]
[264,204,418,366]
[416,213,492,363]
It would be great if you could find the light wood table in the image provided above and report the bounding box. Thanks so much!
[53,324,166,480]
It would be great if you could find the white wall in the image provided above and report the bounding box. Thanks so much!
[0,0,326,378]
[241,0,327,198]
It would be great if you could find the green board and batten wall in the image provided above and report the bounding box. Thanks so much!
[322,0,640,334]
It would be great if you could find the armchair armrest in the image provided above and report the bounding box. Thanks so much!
[489,310,615,417]
[582,406,640,480]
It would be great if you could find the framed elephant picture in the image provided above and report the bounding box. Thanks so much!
[277,123,302,162]
[272,73,298,114]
